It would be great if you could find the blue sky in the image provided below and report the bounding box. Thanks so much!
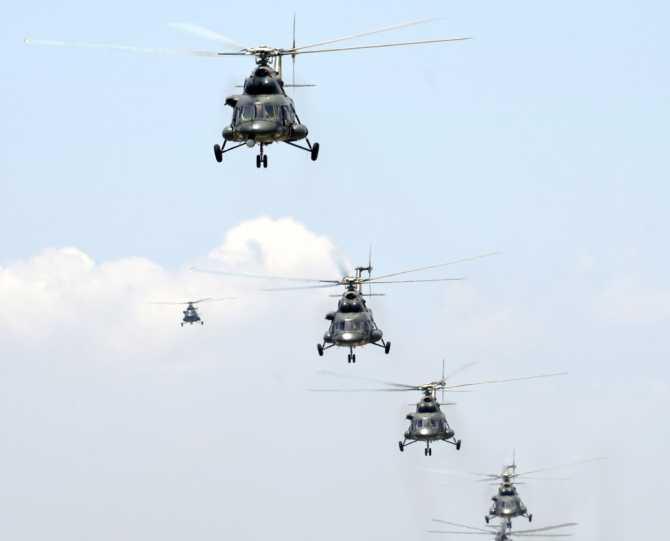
[1,1,669,540]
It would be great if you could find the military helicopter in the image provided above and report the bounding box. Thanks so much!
[311,362,567,455]
[25,18,470,167]
[150,297,235,326]
[429,456,604,526]
[195,251,497,363]
[428,519,578,540]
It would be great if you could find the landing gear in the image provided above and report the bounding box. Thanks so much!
[384,341,391,354]
[213,144,223,163]
[284,138,320,162]
[180,322,184,327]
[212,139,245,164]
[347,353,356,363]
[256,143,268,168]
[200,321,204,326]
[317,344,324,357]
[485,516,490,524]
[424,446,432,457]
[398,441,404,452]
[456,439,462,450]
[528,514,533,523]
[310,142,320,161]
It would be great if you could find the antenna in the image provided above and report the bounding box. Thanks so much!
[291,13,297,88]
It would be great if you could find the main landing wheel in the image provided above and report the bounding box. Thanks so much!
[485,517,489,524]
[200,321,204,326]
[213,144,223,163]
[398,441,404,452]
[310,142,320,161]
[385,341,391,354]
[456,440,462,451]
[528,514,533,523]
[256,155,261,168]
[262,155,268,168]
[180,323,184,327]
[317,344,324,357]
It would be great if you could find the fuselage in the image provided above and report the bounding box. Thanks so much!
[323,290,382,348]
[404,396,454,442]
[222,65,308,145]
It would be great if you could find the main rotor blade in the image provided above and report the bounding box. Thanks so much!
[432,520,492,533]
[291,17,441,52]
[507,532,574,539]
[511,523,578,534]
[308,388,416,393]
[194,297,237,303]
[316,370,419,389]
[444,361,479,380]
[367,277,464,284]
[514,457,606,478]
[289,36,471,56]
[261,284,341,291]
[427,532,490,536]
[168,22,248,50]
[191,267,339,284]
[445,372,567,390]
[367,251,499,282]
[24,38,228,57]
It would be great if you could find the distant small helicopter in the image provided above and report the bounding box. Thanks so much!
[429,456,604,526]
[311,362,566,455]
[195,251,497,362]
[25,18,469,167]
[428,519,578,540]
[151,297,235,326]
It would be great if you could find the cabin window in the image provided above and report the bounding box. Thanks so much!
[240,104,255,121]
[415,419,423,428]
[336,321,345,331]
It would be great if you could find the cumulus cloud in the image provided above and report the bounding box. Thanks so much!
[0,217,342,363]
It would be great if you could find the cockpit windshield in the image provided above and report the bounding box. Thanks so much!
[235,103,278,124]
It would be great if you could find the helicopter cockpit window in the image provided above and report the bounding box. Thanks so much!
[336,321,346,331]
[263,104,277,120]
[240,104,255,122]
[415,419,423,428]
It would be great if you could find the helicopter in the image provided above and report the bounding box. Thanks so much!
[25,18,470,167]
[311,361,567,456]
[429,456,605,527]
[194,251,497,363]
[150,297,235,326]
[428,519,578,540]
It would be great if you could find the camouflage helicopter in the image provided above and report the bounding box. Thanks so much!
[429,456,604,526]
[312,362,567,455]
[25,18,469,167]
[195,251,497,363]
[428,519,578,540]
[150,297,235,326]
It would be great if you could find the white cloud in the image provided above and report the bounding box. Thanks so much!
[0,217,341,363]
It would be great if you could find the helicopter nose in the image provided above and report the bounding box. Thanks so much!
[238,120,278,138]
[339,331,364,343]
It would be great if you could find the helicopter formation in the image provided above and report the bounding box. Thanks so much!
[22,14,598,540]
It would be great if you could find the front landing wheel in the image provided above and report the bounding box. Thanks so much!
[213,144,223,163]
[310,142,320,161]
[263,155,268,168]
